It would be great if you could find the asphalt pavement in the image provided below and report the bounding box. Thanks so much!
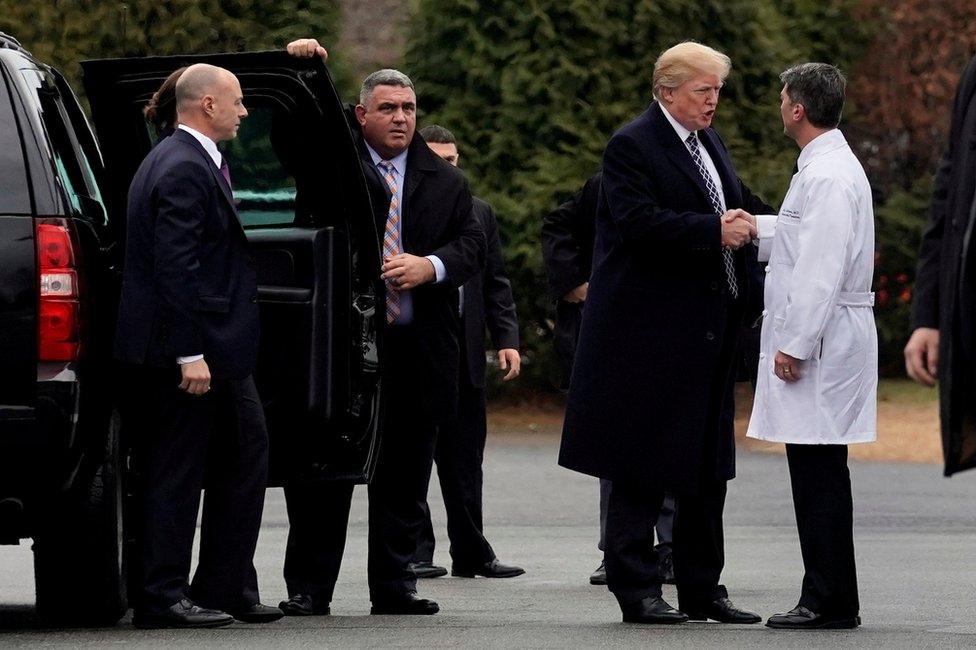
[1,430,975,648]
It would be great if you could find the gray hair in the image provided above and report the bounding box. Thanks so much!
[359,68,415,105]
[780,62,847,129]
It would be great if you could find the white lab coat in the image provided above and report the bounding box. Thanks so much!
[746,129,877,445]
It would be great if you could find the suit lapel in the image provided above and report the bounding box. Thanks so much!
[650,103,712,205]
[173,130,241,224]
[698,129,742,209]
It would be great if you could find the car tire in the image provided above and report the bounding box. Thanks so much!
[33,410,127,627]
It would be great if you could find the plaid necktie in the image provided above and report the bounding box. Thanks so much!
[686,132,738,299]
[378,160,401,323]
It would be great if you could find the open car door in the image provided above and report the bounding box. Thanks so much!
[81,52,383,484]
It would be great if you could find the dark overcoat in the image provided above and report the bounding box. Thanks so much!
[460,197,519,388]
[357,130,485,422]
[558,102,770,493]
[912,54,976,476]
[115,128,259,379]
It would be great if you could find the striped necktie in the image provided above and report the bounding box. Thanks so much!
[378,160,401,323]
[686,132,738,299]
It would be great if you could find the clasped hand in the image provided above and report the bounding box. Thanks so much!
[381,254,436,290]
[720,209,757,249]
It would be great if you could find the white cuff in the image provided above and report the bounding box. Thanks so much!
[177,354,205,364]
[425,255,447,284]
[755,214,778,263]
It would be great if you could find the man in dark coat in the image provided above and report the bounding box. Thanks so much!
[277,50,485,616]
[118,64,281,628]
[542,172,676,587]
[409,124,524,580]
[558,42,770,625]
[906,53,976,475]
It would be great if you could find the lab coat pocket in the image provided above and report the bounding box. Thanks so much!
[770,218,800,266]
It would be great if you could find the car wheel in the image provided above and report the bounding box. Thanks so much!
[33,409,127,627]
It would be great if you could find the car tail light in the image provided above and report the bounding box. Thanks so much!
[36,220,80,361]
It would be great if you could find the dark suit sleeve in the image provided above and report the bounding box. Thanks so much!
[429,177,485,289]
[602,132,720,249]
[152,160,211,357]
[912,57,976,330]
[541,175,598,301]
[480,203,520,350]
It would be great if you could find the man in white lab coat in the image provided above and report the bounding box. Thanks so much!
[735,63,877,630]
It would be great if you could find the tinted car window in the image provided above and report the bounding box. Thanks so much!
[0,68,32,214]
[21,70,101,216]
[146,105,298,228]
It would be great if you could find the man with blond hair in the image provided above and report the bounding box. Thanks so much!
[559,41,770,625]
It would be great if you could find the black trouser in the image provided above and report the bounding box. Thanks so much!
[283,338,439,602]
[605,480,729,608]
[414,351,496,568]
[785,444,859,618]
[598,480,674,553]
[129,367,269,614]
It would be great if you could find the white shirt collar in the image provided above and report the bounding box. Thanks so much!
[178,124,222,168]
[796,128,848,172]
[660,103,694,145]
[365,142,408,176]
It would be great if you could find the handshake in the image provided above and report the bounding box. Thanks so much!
[720,209,757,249]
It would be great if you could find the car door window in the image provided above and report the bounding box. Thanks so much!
[0,68,31,215]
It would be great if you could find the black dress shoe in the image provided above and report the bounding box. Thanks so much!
[230,602,284,624]
[619,596,689,624]
[452,558,525,578]
[589,561,607,585]
[766,606,861,629]
[684,596,761,624]
[278,594,331,616]
[370,591,439,615]
[133,598,234,629]
[408,561,448,579]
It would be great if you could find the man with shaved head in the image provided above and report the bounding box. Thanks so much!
[118,63,281,628]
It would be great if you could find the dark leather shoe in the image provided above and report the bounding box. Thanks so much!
[685,596,761,624]
[133,598,234,629]
[452,558,525,578]
[766,606,861,629]
[370,591,439,615]
[589,561,607,585]
[230,602,284,624]
[620,596,689,624]
[408,561,448,579]
[278,594,331,616]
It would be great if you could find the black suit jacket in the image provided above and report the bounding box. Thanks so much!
[461,197,519,388]
[541,171,600,387]
[114,129,259,380]
[357,131,485,420]
[559,102,772,492]
[912,54,976,476]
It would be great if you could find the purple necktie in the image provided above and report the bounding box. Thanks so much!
[219,157,233,192]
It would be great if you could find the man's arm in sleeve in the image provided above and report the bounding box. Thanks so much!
[481,204,520,350]
[428,179,485,289]
[152,162,211,358]
[778,176,855,360]
[541,174,597,301]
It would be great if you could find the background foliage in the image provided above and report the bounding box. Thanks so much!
[404,0,874,390]
[0,0,354,100]
[4,1,976,390]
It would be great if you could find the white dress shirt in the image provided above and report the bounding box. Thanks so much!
[661,105,726,212]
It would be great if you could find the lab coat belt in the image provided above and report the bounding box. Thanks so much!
[836,291,874,307]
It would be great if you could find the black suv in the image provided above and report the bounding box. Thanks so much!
[0,33,384,625]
